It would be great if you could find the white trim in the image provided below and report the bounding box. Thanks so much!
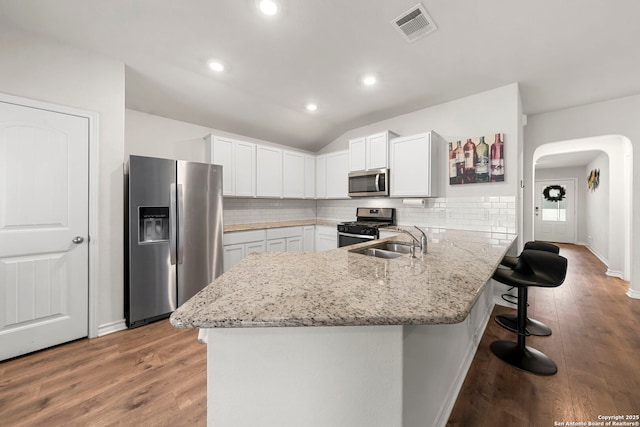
[98,319,127,337]
[626,288,640,299]
[586,244,609,268]
[0,92,100,339]
[606,269,624,279]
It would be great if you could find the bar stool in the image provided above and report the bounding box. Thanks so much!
[497,241,560,336]
[490,249,567,375]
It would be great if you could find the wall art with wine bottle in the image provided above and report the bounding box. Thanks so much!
[448,133,504,185]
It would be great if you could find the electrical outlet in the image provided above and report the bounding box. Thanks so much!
[482,209,490,221]
[447,210,454,219]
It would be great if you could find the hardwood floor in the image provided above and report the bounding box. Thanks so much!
[447,244,640,426]
[1,244,637,426]
[0,320,207,426]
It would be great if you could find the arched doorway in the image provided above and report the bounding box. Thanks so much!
[532,135,632,282]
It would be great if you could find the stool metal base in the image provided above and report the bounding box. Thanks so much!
[490,340,558,376]
[495,314,552,336]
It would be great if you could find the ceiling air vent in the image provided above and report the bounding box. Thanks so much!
[392,3,437,43]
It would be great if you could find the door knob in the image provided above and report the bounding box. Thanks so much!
[72,236,84,244]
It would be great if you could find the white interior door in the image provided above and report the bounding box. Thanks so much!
[534,179,576,244]
[0,100,89,361]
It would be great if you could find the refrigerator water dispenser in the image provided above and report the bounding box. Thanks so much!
[138,206,169,243]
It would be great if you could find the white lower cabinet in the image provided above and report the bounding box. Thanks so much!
[223,230,267,272]
[266,239,286,252]
[315,225,337,251]
[303,226,315,251]
[224,226,312,271]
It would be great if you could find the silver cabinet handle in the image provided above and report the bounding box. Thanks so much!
[72,236,84,244]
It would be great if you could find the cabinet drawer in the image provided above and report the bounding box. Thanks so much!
[266,226,303,240]
[223,229,266,246]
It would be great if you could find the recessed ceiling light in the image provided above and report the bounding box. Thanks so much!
[362,75,377,86]
[306,103,318,112]
[208,61,224,72]
[258,0,279,16]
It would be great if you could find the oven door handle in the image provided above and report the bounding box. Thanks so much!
[338,232,376,240]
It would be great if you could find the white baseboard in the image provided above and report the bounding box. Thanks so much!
[606,269,624,279]
[626,288,640,299]
[585,244,609,268]
[433,300,494,427]
[98,319,127,337]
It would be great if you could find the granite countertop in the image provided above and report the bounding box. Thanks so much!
[224,219,339,233]
[170,229,516,329]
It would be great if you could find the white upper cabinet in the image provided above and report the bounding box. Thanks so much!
[316,155,327,199]
[348,131,397,172]
[389,131,443,197]
[257,145,283,198]
[208,135,256,197]
[283,150,305,198]
[304,155,315,199]
[348,137,366,171]
[326,150,349,199]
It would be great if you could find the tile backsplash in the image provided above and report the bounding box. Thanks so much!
[223,196,516,234]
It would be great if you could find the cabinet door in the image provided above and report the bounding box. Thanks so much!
[257,146,283,197]
[212,136,235,195]
[286,236,303,252]
[266,238,286,252]
[390,134,432,197]
[304,155,315,199]
[303,226,315,251]
[245,240,266,255]
[349,137,366,172]
[283,151,305,198]
[316,155,327,199]
[223,244,245,272]
[326,151,349,198]
[235,141,256,197]
[367,132,388,170]
[315,226,337,251]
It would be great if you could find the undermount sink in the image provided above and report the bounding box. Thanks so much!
[349,241,413,259]
[361,248,404,259]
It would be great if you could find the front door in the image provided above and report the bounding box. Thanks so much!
[534,179,576,244]
[0,100,89,361]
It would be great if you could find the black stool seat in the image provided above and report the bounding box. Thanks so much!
[497,241,560,336]
[500,241,560,268]
[490,249,567,376]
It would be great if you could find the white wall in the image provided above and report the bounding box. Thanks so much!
[584,153,610,266]
[319,84,522,200]
[525,95,638,297]
[0,26,126,333]
[535,166,588,243]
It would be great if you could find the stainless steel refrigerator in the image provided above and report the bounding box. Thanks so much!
[125,155,223,328]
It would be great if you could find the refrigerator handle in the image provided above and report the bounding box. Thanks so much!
[170,183,177,265]
[177,183,184,265]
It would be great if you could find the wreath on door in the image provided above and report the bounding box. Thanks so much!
[542,185,566,202]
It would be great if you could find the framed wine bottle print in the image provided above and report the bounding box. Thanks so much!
[448,133,504,185]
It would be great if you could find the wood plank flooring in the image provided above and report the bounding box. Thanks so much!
[0,320,206,426]
[1,244,637,426]
[447,244,640,426]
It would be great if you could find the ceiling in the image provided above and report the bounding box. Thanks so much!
[1,0,640,152]
[536,150,603,170]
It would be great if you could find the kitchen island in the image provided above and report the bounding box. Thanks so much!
[171,228,516,427]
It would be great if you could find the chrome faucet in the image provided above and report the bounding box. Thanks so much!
[400,226,428,257]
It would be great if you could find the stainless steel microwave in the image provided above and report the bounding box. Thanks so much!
[348,168,389,197]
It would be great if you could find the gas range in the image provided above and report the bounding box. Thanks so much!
[337,208,396,247]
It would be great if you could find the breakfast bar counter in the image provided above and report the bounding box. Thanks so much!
[170,229,515,329]
[170,228,516,427]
